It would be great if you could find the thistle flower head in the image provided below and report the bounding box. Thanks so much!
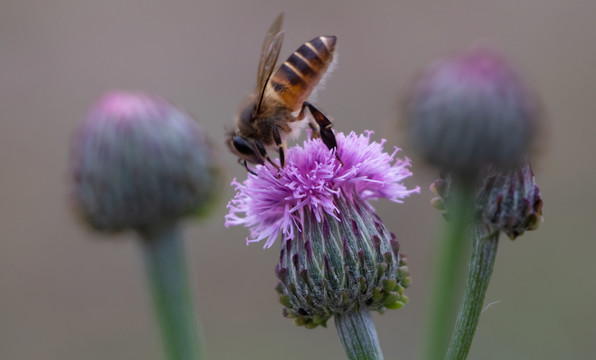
[226,131,419,328]
[226,131,419,248]
[407,48,540,173]
[71,92,218,233]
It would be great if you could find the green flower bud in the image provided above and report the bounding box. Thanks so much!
[476,163,543,239]
[275,193,411,329]
[431,162,543,239]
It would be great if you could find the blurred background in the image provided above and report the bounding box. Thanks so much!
[1,0,594,359]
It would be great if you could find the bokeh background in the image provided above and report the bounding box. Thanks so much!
[1,0,594,359]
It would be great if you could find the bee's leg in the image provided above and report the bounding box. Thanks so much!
[296,104,309,121]
[304,102,337,150]
[303,102,342,165]
[238,158,257,176]
[255,139,280,171]
[272,125,286,168]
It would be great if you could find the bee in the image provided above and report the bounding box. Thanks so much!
[227,13,338,172]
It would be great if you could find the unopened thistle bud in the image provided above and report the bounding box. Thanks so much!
[431,162,542,239]
[406,48,540,173]
[71,92,218,233]
[476,162,542,239]
[226,131,419,328]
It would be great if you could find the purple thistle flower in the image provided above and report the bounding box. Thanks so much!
[226,130,419,328]
[226,131,420,248]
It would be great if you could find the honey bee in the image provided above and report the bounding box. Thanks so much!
[227,13,338,172]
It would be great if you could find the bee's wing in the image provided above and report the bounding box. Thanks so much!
[256,13,284,112]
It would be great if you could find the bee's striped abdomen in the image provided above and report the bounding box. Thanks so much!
[267,36,336,111]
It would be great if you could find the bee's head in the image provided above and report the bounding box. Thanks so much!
[226,132,265,165]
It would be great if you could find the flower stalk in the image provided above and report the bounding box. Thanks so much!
[445,224,499,360]
[406,48,543,360]
[442,163,541,359]
[335,308,384,360]
[422,179,475,360]
[140,223,203,360]
[70,92,217,360]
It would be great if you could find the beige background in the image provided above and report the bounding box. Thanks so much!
[1,0,594,359]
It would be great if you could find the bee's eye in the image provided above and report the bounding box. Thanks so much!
[233,136,255,156]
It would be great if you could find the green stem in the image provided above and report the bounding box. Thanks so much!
[422,181,475,360]
[140,223,203,360]
[445,225,499,360]
[335,308,384,360]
